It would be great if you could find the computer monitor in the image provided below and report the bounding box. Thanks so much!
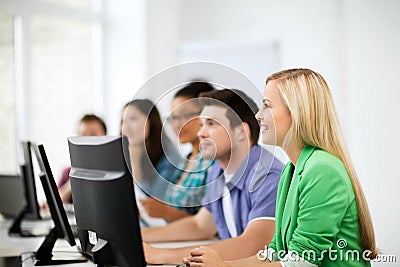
[33,144,87,266]
[0,174,24,218]
[8,141,43,237]
[68,136,146,267]
[22,141,42,219]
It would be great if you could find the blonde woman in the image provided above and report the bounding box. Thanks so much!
[184,68,377,266]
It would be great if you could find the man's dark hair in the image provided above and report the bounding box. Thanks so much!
[80,114,107,134]
[199,89,260,145]
[174,81,215,100]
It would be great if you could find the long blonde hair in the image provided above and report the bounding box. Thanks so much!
[267,68,378,259]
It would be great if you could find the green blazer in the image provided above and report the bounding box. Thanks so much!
[268,146,370,266]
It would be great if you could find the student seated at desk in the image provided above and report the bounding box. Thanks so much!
[57,114,107,204]
[121,99,181,201]
[142,89,284,265]
[140,82,215,222]
[184,68,378,267]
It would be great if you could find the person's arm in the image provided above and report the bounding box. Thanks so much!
[286,163,349,266]
[140,197,191,221]
[227,255,270,267]
[58,180,72,203]
[184,246,282,267]
[142,207,217,264]
[144,219,274,265]
[163,206,192,221]
[142,207,216,243]
[203,219,274,261]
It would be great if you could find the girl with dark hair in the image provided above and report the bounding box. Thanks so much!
[140,82,215,222]
[121,99,181,201]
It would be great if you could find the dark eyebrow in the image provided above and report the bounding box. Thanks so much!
[199,117,217,123]
[204,118,216,122]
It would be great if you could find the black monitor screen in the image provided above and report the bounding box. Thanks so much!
[21,141,41,220]
[33,144,86,266]
[8,142,42,237]
[0,174,24,218]
[69,136,146,267]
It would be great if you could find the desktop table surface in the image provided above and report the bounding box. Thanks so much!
[0,216,215,267]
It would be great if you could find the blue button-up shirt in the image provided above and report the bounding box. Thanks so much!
[202,145,283,239]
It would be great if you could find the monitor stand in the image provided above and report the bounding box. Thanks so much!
[34,228,87,266]
[8,206,47,237]
[9,164,45,237]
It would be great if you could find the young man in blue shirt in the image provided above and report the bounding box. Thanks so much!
[142,89,283,264]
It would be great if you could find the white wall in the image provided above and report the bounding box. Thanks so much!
[102,0,147,135]
[145,0,400,264]
[146,0,180,77]
[344,0,400,263]
[148,0,347,119]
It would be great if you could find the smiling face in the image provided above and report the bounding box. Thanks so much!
[197,105,234,161]
[170,97,201,144]
[256,80,292,147]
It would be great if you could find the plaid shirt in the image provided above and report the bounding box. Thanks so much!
[165,153,214,215]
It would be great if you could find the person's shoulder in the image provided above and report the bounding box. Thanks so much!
[161,136,183,165]
[204,161,223,182]
[299,148,351,190]
[304,148,347,176]
[246,146,282,192]
[249,145,284,173]
[155,154,169,168]
[299,147,355,202]
[155,154,182,183]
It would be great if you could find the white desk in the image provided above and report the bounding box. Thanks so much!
[0,218,52,257]
[0,218,215,267]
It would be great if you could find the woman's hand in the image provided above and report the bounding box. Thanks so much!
[183,246,231,267]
